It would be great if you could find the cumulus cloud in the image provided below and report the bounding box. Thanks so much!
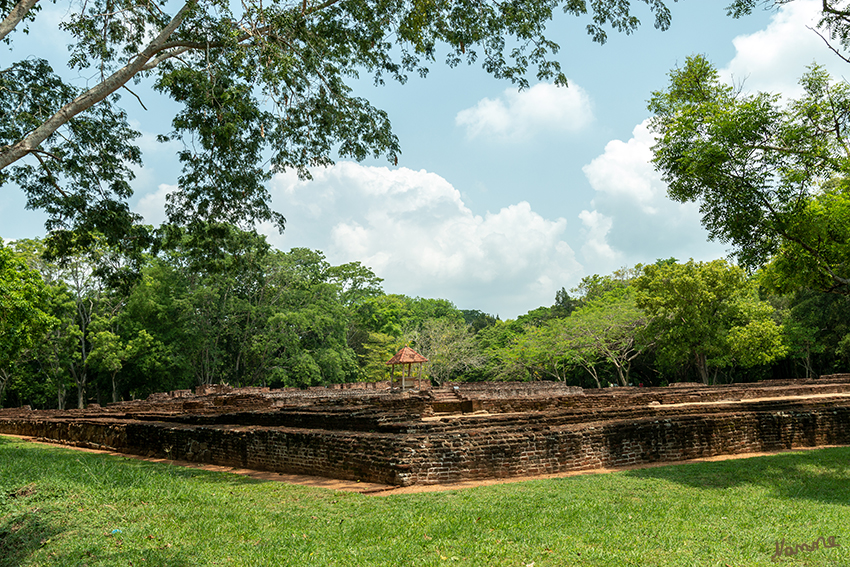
[265,162,583,317]
[578,121,728,271]
[582,123,662,215]
[455,82,594,140]
[133,183,176,226]
[721,0,843,97]
[578,210,620,267]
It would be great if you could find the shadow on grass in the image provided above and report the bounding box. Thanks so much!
[0,511,62,567]
[46,547,199,567]
[623,446,850,506]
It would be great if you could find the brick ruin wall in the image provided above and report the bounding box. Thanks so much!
[1,376,849,486]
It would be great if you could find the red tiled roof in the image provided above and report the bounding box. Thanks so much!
[386,346,429,364]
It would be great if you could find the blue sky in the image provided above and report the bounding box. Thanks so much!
[2,0,844,318]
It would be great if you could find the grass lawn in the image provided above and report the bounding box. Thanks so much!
[1,435,848,566]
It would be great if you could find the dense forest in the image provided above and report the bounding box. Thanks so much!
[3,221,849,410]
[4,0,850,409]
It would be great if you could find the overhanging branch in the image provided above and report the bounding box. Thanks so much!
[0,0,39,43]
[0,0,196,171]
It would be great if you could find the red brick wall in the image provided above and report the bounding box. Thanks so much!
[2,396,849,486]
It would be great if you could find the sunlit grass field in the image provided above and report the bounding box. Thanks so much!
[1,435,848,566]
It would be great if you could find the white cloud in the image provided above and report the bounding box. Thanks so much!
[578,210,620,266]
[582,122,662,214]
[455,82,594,140]
[134,183,176,226]
[721,0,842,97]
[265,162,582,318]
[579,121,728,269]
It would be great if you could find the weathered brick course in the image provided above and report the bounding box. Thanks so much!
[1,376,850,486]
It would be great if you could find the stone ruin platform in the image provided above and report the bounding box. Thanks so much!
[1,376,850,486]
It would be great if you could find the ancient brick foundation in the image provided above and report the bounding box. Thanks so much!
[1,376,850,486]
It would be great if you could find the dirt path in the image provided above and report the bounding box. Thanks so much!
[4,434,845,496]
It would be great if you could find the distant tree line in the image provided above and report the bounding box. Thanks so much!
[2,222,849,409]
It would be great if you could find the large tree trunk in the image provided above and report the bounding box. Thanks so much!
[76,380,85,409]
[615,363,627,387]
[70,365,86,408]
[112,372,120,403]
[0,368,10,404]
[695,352,710,385]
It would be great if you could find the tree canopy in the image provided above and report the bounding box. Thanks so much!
[0,242,53,401]
[648,56,850,294]
[2,0,677,256]
[634,259,785,384]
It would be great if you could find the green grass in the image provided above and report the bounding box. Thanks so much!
[1,436,848,566]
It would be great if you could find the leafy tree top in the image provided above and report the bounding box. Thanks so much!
[1,0,676,256]
[648,55,850,294]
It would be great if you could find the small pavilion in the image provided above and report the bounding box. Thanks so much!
[386,346,429,390]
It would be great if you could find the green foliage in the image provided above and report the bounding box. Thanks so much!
[1,0,678,257]
[649,57,850,294]
[571,266,639,302]
[357,332,403,382]
[516,305,557,327]
[764,179,850,295]
[136,238,366,389]
[725,318,786,368]
[564,288,650,386]
[88,315,155,403]
[460,309,499,334]
[507,318,575,382]
[3,436,850,566]
[473,319,531,382]
[354,294,463,337]
[507,287,650,387]
[6,222,850,405]
[0,59,151,262]
[0,243,53,402]
[406,318,484,385]
[634,259,785,384]
[777,289,850,378]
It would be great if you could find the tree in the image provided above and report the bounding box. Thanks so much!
[571,266,640,302]
[1,0,676,247]
[551,287,579,318]
[474,319,531,382]
[129,233,367,389]
[563,288,651,387]
[507,320,575,382]
[357,332,403,381]
[648,57,850,294]
[634,259,785,384]
[764,179,850,295]
[461,310,499,334]
[405,318,484,385]
[774,287,850,378]
[508,287,651,387]
[0,243,53,402]
[88,315,154,403]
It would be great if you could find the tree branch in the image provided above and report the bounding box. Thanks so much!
[0,0,39,43]
[821,0,850,19]
[122,84,148,110]
[808,25,850,64]
[0,0,195,171]
[139,46,193,70]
